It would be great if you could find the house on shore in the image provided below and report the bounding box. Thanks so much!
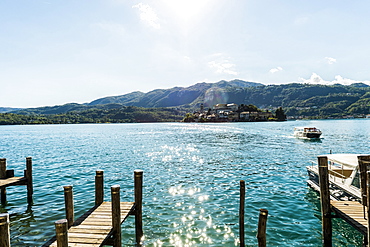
[189,103,274,122]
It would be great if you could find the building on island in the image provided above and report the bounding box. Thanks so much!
[187,103,275,122]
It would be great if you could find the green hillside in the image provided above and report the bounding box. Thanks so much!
[2,80,370,125]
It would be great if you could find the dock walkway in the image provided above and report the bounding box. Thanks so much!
[43,170,143,247]
[47,202,135,247]
[0,157,33,204]
[318,155,370,246]
[331,200,367,235]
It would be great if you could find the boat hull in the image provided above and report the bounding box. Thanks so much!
[306,166,361,202]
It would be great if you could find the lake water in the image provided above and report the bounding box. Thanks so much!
[1,119,370,246]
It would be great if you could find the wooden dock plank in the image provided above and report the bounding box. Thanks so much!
[331,200,368,235]
[46,201,135,246]
[0,177,26,188]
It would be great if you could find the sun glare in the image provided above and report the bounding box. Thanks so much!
[159,0,213,26]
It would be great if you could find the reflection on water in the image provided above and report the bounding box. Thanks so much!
[0,120,369,246]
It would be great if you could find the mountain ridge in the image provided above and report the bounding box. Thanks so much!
[4,79,370,119]
[88,79,263,106]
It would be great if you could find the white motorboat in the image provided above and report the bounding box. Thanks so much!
[294,127,322,139]
[306,153,370,201]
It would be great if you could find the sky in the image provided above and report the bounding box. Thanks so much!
[1,0,370,108]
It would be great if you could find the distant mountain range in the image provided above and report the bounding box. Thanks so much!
[0,107,23,113]
[3,79,370,119]
[88,79,263,107]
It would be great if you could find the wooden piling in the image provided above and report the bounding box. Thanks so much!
[318,155,332,247]
[0,213,10,247]
[63,186,74,228]
[95,170,104,206]
[134,169,143,245]
[26,157,33,204]
[367,171,370,246]
[55,219,68,247]
[111,185,121,247]
[239,180,245,247]
[0,159,6,205]
[0,159,5,178]
[257,209,268,247]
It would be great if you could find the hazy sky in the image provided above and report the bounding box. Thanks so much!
[2,0,370,108]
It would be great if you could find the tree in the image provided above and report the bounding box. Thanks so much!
[275,107,287,121]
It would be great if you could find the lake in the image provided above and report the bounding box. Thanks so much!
[1,119,370,246]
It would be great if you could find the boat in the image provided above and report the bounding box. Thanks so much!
[306,153,369,201]
[294,127,322,139]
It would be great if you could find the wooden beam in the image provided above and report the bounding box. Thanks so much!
[257,209,268,247]
[239,180,245,247]
[64,185,74,228]
[134,170,143,245]
[26,157,33,204]
[318,155,332,246]
[0,213,10,247]
[111,185,121,247]
[95,170,104,206]
[0,158,7,205]
[55,219,68,247]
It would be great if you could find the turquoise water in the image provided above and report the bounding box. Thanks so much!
[1,119,370,246]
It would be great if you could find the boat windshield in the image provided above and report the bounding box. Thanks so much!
[304,128,320,132]
[351,171,360,189]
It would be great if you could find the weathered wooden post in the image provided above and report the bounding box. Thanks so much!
[134,170,143,245]
[358,155,370,246]
[111,185,121,247]
[257,209,268,247]
[0,213,10,247]
[239,180,245,247]
[0,158,7,205]
[55,219,68,247]
[95,170,104,206]
[64,186,74,228]
[367,170,370,247]
[25,157,33,204]
[318,155,332,246]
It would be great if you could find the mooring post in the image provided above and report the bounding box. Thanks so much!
[55,219,68,247]
[239,180,245,247]
[64,186,74,228]
[25,157,33,204]
[0,158,7,205]
[318,155,332,247]
[95,170,104,206]
[257,209,268,247]
[111,185,121,247]
[0,213,10,247]
[367,171,370,247]
[134,170,143,245]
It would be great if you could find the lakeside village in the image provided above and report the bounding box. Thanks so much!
[182,103,286,122]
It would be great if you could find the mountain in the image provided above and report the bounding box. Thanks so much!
[88,79,263,107]
[7,79,370,119]
[0,107,23,113]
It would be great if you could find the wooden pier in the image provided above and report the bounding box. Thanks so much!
[43,169,143,247]
[0,157,33,205]
[318,155,370,246]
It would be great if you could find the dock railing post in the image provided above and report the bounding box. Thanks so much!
[318,155,332,247]
[95,170,104,206]
[0,158,7,205]
[359,156,369,207]
[134,170,143,245]
[25,157,33,204]
[111,185,121,247]
[64,186,74,228]
[55,219,68,247]
[0,213,10,247]
[257,209,268,247]
[239,180,245,247]
[367,171,370,246]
